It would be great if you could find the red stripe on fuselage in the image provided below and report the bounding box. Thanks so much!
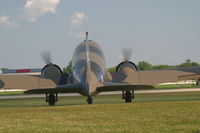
[16,69,30,73]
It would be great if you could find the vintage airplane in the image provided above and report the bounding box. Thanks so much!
[1,32,200,106]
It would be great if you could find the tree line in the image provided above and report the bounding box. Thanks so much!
[137,59,199,71]
[107,59,200,72]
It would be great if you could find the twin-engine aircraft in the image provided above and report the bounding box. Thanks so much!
[1,32,200,106]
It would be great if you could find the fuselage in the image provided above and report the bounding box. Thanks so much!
[72,40,106,96]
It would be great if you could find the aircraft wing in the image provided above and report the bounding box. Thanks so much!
[96,82,153,92]
[24,83,82,94]
[111,66,200,86]
[138,66,200,85]
[0,74,56,90]
[0,74,82,94]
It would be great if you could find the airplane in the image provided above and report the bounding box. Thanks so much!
[1,32,200,106]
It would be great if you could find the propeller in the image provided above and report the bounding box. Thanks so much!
[41,51,52,64]
[122,48,133,61]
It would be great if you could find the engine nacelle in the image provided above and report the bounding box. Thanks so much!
[116,61,138,75]
[41,64,62,85]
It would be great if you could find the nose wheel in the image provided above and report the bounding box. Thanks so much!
[87,96,93,104]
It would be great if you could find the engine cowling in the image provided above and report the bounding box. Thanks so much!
[116,61,138,75]
[41,63,62,85]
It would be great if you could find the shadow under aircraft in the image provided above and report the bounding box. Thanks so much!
[1,32,200,106]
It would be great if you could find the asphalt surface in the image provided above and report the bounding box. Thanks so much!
[1,88,200,100]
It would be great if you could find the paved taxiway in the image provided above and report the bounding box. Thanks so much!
[1,88,200,100]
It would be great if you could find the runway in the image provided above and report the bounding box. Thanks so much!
[1,88,200,100]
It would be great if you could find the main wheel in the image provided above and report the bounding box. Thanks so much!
[125,90,132,103]
[87,96,93,104]
[48,93,56,106]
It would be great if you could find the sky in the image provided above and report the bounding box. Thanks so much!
[0,0,200,69]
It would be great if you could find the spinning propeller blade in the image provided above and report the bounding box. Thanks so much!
[41,51,52,64]
[122,48,133,61]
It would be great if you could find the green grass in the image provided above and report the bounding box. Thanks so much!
[154,84,199,89]
[1,92,200,132]
[0,91,23,96]
[1,92,200,107]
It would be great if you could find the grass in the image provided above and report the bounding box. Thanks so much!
[1,92,200,132]
[1,92,200,107]
[0,91,23,96]
[154,84,199,89]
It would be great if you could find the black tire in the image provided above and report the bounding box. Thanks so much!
[48,93,56,106]
[87,96,93,104]
[49,100,56,106]
[125,91,132,103]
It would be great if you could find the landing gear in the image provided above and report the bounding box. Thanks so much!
[122,90,134,103]
[196,79,200,86]
[87,96,93,104]
[46,93,58,106]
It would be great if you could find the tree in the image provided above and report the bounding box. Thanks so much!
[178,59,200,68]
[152,65,175,70]
[137,61,152,70]
[0,68,8,70]
[63,60,72,74]
[190,62,200,66]
[107,66,116,72]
